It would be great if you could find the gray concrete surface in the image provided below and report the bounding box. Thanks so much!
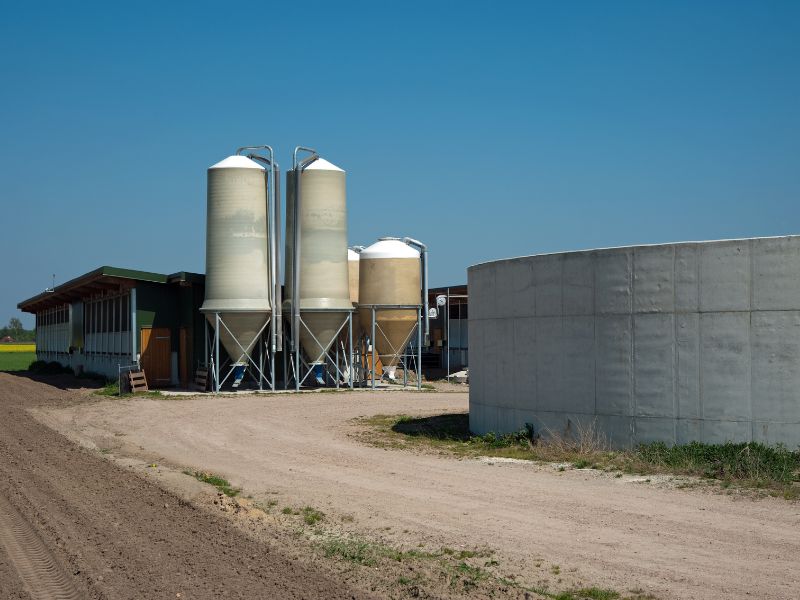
[468,236,800,448]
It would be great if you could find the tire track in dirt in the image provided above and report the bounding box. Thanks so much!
[0,493,80,600]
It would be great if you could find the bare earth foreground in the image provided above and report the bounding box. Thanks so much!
[0,373,366,599]
[3,373,799,599]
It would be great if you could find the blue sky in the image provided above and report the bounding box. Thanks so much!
[1,1,798,327]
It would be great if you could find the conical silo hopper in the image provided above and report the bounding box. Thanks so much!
[285,158,352,365]
[359,239,421,376]
[201,155,271,363]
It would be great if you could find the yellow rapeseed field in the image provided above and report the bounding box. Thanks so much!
[0,344,36,353]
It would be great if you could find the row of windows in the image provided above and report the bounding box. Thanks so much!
[36,305,69,327]
[85,294,131,334]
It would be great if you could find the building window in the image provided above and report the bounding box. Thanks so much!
[83,291,131,356]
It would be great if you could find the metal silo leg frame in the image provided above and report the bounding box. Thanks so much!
[366,304,422,390]
[287,310,354,390]
[207,312,274,393]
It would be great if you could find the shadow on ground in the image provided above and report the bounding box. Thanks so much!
[392,413,471,441]
[4,370,105,392]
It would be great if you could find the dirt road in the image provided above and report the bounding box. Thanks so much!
[38,383,800,600]
[0,372,367,599]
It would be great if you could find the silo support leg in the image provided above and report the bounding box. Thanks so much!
[417,309,422,391]
[348,312,354,390]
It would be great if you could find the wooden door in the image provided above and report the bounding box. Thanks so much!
[140,327,171,387]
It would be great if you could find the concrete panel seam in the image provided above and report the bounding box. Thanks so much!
[593,257,598,416]
[672,244,678,442]
[629,253,636,421]
[698,273,704,429]
[749,240,755,443]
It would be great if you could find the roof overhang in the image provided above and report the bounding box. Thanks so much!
[17,266,170,313]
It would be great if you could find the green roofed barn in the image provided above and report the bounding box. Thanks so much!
[17,266,206,386]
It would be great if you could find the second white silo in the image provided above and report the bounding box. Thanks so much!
[285,157,352,367]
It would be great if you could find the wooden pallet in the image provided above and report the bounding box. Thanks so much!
[128,370,149,393]
[192,367,208,392]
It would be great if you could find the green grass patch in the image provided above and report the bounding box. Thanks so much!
[357,413,800,497]
[635,441,799,487]
[0,352,37,371]
[321,538,378,566]
[549,589,656,600]
[320,535,487,568]
[97,379,120,396]
[539,587,656,600]
[313,527,646,598]
[184,470,240,497]
[93,378,162,398]
[301,506,325,525]
[319,535,493,589]
[317,534,638,597]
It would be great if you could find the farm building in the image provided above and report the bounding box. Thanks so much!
[424,285,469,375]
[17,267,206,386]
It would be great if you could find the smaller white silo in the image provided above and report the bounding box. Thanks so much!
[359,238,422,381]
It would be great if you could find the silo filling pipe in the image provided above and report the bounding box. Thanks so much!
[236,146,281,352]
[402,237,430,347]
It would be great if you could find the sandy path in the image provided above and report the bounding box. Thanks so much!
[40,387,800,600]
[0,373,369,599]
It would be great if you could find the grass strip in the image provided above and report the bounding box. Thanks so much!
[358,413,800,498]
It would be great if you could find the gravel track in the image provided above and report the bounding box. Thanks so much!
[0,372,368,599]
[40,385,800,600]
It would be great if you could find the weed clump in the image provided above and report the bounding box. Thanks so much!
[301,506,325,525]
[471,429,531,448]
[321,538,377,566]
[184,470,240,497]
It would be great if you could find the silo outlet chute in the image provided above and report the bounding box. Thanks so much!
[284,147,354,389]
[201,147,280,392]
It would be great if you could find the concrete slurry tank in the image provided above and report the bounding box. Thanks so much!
[201,155,271,362]
[359,238,421,378]
[285,158,352,364]
[468,235,800,448]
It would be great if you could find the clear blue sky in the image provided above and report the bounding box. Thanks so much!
[2,1,799,327]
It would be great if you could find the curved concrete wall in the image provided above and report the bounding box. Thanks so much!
[468,236,800,448]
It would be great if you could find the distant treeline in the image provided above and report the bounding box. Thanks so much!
[1,318,35,342]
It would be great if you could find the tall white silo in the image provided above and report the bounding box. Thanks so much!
[285,156,352,369]
[201,155,271,366]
